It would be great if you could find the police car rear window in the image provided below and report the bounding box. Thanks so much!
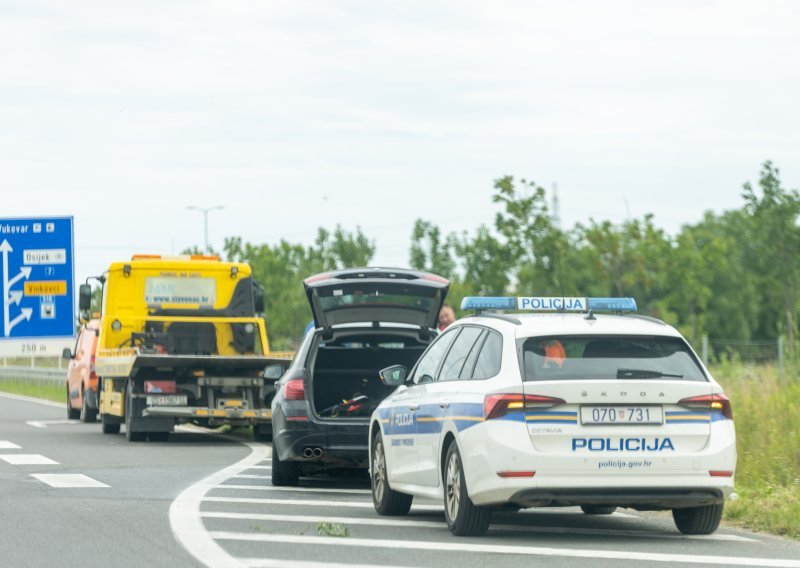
[520,336,707,382]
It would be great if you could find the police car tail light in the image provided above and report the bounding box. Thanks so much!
[678,393,733,420]
[284,378,306,400]
[484,393,565,420]
[497,471,536,478]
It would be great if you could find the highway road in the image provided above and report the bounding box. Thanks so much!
[2,393,799,568]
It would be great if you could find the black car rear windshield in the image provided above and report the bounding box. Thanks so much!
[520,335,707,382]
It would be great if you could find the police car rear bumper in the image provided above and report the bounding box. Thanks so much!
[506,487,725,510]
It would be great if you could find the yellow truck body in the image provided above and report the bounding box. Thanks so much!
[91,255,289,442]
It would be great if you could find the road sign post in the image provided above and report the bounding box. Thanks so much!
[0,217,75,357]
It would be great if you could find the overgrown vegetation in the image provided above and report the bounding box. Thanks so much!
[712,363,800,538]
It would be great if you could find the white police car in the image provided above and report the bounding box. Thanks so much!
[369,296,736,536]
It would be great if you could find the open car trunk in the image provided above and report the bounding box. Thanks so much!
[309,330,428,420]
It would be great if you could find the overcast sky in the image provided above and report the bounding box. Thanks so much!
[2,0,799,282]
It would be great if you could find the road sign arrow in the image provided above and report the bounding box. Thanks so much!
[8,266,32,289]
[0,240,11,254]
[8,307,33,333]
[8,290,22,306]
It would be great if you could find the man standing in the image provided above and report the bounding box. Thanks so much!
[438,304,456,331]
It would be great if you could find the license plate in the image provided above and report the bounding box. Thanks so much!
[581,406,663,425]
[146,395,188,407]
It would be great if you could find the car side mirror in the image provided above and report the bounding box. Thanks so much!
[79,284,92,311]
[62,347,73,360]
[379,365,407,387]
[264,364,285,380]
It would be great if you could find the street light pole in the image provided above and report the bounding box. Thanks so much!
[187,205,224,253]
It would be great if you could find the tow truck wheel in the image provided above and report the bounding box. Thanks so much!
[581,505,617,515]
[270,443,298,486]
[371,433,412,516]
[67,387,80,420]
[443,441,491,536]
[672,503,724,535]
[80,387,97,423]
[101,413,120,434]
[253,424,272,442]
[125,381,146,442]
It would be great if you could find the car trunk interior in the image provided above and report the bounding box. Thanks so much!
[309,331,428,420]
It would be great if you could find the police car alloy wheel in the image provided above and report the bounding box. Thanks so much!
[443,441,491,537]
[672,503,724,535]
[371,433,412,516]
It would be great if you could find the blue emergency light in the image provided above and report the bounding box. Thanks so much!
[460,296,637,313]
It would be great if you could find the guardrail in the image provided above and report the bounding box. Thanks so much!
[0,366,64,387]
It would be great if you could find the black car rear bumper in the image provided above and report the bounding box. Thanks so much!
[273,408,369,467]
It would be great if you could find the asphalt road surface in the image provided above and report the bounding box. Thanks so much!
[2,393,800,568]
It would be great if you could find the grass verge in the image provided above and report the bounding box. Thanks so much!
[0,381,66,404]
[711,362,800,539]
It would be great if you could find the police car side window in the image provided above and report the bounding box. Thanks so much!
[438,326,484,381]
[459,330,487,379]
[471,330,503,380]
[411,328,460,385]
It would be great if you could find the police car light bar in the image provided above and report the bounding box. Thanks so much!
[460,296,637,313]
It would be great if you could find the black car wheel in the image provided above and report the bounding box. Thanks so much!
[371,433,412,516]
[80,387,97,423]
[673,504,724,535]
[443,441,491,536]
[67,387,80,420]
[270,443,298,486]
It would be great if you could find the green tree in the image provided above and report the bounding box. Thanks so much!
[409,219,456,277]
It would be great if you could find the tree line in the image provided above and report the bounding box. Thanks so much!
[220,161,799,355]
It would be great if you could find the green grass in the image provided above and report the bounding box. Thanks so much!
[0,381,66,404]
[710,362,800,539]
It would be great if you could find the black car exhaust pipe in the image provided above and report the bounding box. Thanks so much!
[303,448,314,458]
[312,448,322,458]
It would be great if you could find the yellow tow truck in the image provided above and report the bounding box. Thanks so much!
[79,254,291,442]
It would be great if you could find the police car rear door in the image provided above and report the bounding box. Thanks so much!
[520,334,714,462]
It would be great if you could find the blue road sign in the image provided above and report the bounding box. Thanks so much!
[0,217,75,340]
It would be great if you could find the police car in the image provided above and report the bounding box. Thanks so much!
[369,296,736,536]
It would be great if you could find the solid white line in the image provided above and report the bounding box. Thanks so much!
[0,454,59,465]
[242,559,413,568]
[26,419,80,428]
[169,437,269,568]
[245,465,271,470]
[211,484,371,495]
[31,473,110,488]
[199,511,756,542]
[230,474,270,479]
[0,441,21,449]
[242,559,414,568]
[202,496,443,512]
[209,532,800,567]
[0,392,63,408]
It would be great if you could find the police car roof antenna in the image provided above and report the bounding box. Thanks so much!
[584,309,596,321]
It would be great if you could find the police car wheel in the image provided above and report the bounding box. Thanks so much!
[672,503,724,535]
[443,441,491,536]
[371,433,412,516]
[580,505,617,515]
[271,442,299,486]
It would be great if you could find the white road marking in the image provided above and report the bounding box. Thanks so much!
[243,559,413,568]
[212,484,371,495]
[245,465,271,470]
[31,474,110,488]
[202,496,443,511]
[231,474,270,479]
[200,511,757,542]
[169,438,269,568]
[25,419,80,428]
[210,532,800,567]
[0,441,21,449]
[0,454,58,465]
[0,392,63,408]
